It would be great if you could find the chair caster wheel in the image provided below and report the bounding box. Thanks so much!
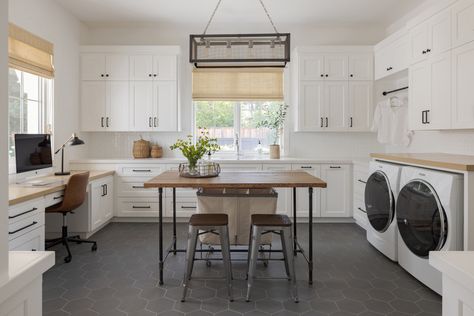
[206,261,212,267]
[64,256,72,263]
[91,244,97,251]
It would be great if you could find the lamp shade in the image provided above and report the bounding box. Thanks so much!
[70,135,85,146]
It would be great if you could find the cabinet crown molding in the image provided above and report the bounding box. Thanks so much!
[80,45,181,54]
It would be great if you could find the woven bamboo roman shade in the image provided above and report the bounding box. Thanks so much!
[192,68,283,101]
[8,23,54,78]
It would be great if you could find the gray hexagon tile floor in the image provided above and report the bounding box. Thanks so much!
[43,223,442,316]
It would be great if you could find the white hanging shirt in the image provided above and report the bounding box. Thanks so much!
[372,98,413,147]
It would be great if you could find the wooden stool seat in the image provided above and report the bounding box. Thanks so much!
[190,213,228,226]
[251,214,292,227]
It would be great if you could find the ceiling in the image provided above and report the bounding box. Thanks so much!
[56,0,425,30]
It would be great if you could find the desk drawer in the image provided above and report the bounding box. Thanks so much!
[8,211,44,241]
[117,198,159,217]
[118,177,157,197]
[45,191,65,208]
[118,165,164,176]
[8,199,44,224]
[9,226,44,251]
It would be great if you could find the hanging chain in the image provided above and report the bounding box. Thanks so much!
[202,0,280,35]
[259,0,279,34]
[202,0,222,35]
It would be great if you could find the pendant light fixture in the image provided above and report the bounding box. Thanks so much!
[190,0,290,68]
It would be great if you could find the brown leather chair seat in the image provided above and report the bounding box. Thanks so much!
[251,214,292,227]
[190,213,228,226]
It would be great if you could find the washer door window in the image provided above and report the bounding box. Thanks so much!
[365,171,395,233]
[396,180,447,258]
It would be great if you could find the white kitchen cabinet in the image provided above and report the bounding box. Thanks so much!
[452,40,474,128]
[298,53,348,81]
[409,10,451,64]
[452,0,474,48]
[129,81,178,132]
[262,164,291,215]
[348,54,374,80]
[298,81,325,131]
[320,164,352,218]
[81,53,129,81]
[90,176,114,231]
[81,81,129,132]
[130,55,177,81]
[375,32,410,80]
[325,81,349,130]
[409,51,452,130]
[353,161,369,230]
[348,81,373,131]
[324,54,348,80]
[291,164,321,217]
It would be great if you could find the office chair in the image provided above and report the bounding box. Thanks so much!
[45,172,97,263]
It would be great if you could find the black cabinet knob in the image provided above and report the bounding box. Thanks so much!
[325,74,329,77]
[148,74,152,77]
[427,48,431,53]
[153,74,157,77]
[350,74,354,78]
[105,74,109,77]
[320,74,324,78]
[101,74,104,77]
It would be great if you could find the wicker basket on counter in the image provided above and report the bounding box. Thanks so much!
[179,162,221,178]
[133,138,151,158]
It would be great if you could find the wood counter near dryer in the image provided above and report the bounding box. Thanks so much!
[371,153,474,172]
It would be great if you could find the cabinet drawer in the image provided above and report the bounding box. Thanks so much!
[118,165,164,176]
[118,177,157,197]
[166,199,197,217]
[44,191,65,208]
[8,199,44,224]
[9,226,44,251]
[117,199,160,217]
[8,211,44,241]
[220,164,262,172]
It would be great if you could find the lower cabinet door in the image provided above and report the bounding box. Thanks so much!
[90,176,114,231]
[320,164,352,217]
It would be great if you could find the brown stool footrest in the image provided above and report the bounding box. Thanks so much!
[251,214,292,227]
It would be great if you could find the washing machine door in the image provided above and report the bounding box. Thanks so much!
[396,179,447,258]
[365,171,395,233]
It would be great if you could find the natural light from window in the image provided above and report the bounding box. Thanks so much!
[194,101,282,155]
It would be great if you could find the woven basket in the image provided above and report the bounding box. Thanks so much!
[133,138,150,158]
[150,145,163,158]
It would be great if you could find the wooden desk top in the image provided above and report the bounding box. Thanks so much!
[9,170,115,206]
[371,153,474,172]
[144,171,327,189]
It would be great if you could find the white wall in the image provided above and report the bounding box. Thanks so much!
[9,0,87,171]
[0,0,9,282]
[80,23,385,159]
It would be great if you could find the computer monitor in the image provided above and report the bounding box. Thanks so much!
[14,134,53,174]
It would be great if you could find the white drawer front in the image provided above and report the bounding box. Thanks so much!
[8,211,44,241]
[220,163,262,172]
[166,199,197,217]
[117,199,160,217]
[118,177,158,197]
[9,226,45,251]
[9,199,45,224]
[44,191,65,208]
[118,165,164,176]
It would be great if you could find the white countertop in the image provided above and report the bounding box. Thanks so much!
[0,251,55,305]
[430,251,474,293]
[71,156,369,165]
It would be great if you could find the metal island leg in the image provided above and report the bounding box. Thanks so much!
[308,186,313,285]
[159,187,164,285]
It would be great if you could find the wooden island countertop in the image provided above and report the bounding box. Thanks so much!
[371,153,474,172]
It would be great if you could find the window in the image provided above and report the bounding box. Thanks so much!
[8,69,52,173]
[195,101,282,154]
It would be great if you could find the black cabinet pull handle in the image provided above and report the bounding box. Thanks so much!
[105,184,108,196]
[358,179,367,184]
[101,117,104,128]
[154,117,157,127]
[132,185,145,189]
[53,195,64,200]
[9,221,38,235]
[106,117,110,128]
[422,50,427,54]
[132,206,151,209]
[326,117,328,127]
[132,169,152,172]
[320,117,323,128]
[350,117,353,128]
[426,49,431,53]
[9,207,38,219]
[101,184,106,197]
[330,166,341,169]
[180,206,197,209]
[301,166,313,169]
[149,117,152,127]
[422,111,426,124]
[358,207,367,213]
[425,110,430,124]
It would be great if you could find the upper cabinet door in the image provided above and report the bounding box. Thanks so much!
[106,54,129,80]
[324,55,348,80]
[129,81,154,131]
[348,81,373,131]
[452,0,474,48]
[374,47,392,80]
[430,10,452,56]
[81,54,106,80]
[325,81,349,130]
[452,41,474,129]
[429,51,452,130]
[410,22,430,64]
[107,81,130,131]
[81,81,106,131]
[299,54,325,80]
[409,61,430,130]
[130,55,154,81]
[153,81,178,131]
[298,81,325,131]
[348,54,373,80]
[153,55,178,80]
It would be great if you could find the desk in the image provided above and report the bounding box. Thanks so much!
[144,170,327,286]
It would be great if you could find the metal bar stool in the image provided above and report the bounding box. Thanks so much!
[246,214,298,302]
[181,213,233,302]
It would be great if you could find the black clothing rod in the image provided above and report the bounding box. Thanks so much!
[383,86,409,96]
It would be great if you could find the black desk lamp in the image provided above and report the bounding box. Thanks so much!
[54,133,85,176]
